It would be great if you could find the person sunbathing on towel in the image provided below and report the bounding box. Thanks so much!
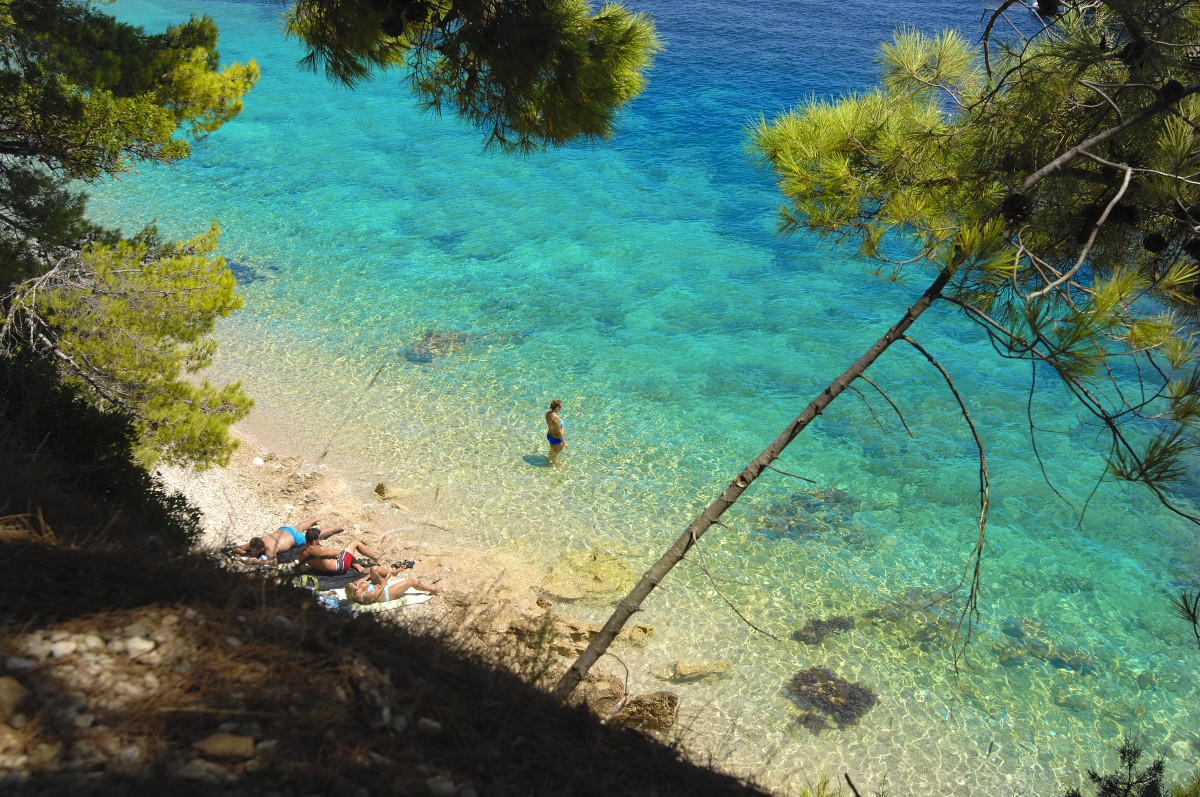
[344,565,443,604]
[230,518,344,565]
[296,537,383,576]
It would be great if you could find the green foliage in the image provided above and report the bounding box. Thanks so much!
[285,0,660,152]
[751,1,1200,509]
[1172,773,1200,797]
[13,225,253,468]
[0,0,258,468]
[1062,737,1165,797]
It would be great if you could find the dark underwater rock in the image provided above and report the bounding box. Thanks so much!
[757,487,863,540]
[792,616,854,645]
[786,666,878,730]
[401,329,528,364]
[992,616,1095,675]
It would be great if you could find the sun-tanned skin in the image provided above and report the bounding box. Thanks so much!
[231,517,344,565]
[545,398,566,465]
[296,538,383,576]
[345,565,443,603]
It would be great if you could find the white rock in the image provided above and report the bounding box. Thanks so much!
[224,637,243,648]
[106,639,127,654]
[426,776,457,797]
[4,657,35,671]
[114,682,143,699]
[125,637,156,657]
[252,457,264,466]
[73,713,95,729]
[82,635,105,651]
[123,623,149,638]
[192,732,255,761]
[22,638,50,660]
[50,630,69,642]
[49,640,78,658]
[0,677,30,723]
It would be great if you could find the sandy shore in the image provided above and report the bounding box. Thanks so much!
[155,421,559,629]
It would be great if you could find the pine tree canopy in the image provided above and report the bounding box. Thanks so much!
[752,0,1200,517]
[0,0,259,468]
[285,0,661,153]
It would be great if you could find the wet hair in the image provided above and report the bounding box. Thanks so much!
[305,527,321,545]
[549,398,562,411]
[247,537,265,553]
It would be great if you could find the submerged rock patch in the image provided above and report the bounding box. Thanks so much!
[786,666,878,731]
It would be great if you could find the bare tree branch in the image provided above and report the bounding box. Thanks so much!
[764,463,818,484]
[1025,164,1133,299]
[685,526,780,641]
[857,373,915,438]
[1026,360,1077,510]
[901,335,990,672]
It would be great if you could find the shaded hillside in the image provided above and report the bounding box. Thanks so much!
[0,361,772,797]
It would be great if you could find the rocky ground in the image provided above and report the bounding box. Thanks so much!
[0,429,768,797]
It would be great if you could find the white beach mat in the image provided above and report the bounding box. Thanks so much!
[332,585,434,613]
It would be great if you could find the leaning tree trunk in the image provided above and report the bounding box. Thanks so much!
[552,266,954,700]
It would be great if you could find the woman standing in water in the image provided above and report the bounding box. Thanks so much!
[545,398,566,465]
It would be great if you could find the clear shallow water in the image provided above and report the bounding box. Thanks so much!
[91,0,1200,792]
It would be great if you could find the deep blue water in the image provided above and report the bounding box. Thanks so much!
[89,1,1200,792]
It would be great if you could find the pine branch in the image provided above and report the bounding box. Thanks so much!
[901,335,990,672]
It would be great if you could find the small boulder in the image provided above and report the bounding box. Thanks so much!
[572,674,625,718]
[415,718,442,734]
[122,622,149,639]
[618,624,654,646]
[374,482,405,501]
[125,637,156,657]
[192,732,255,762]
[0,677,29,723]
[655,659,731,683]
[28,741,62,768]
[613,691,678,733]
[0,724,22,754]
[787,666,878,730]
[49,640,78,658]
[792,616,854,646]
[426,775,457,796]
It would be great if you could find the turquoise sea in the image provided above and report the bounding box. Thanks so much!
[91,1,1200,793]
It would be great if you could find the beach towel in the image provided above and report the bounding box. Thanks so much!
[335,586,434,613]
[296,571,363,591]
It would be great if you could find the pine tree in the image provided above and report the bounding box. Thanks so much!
[0,0,259,467]
[285,0,660,153]
[558,0,1200,697]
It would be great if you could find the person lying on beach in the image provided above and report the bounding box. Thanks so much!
[229,518,344,565]
[344,565,443,604]
[296,537,383,577]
